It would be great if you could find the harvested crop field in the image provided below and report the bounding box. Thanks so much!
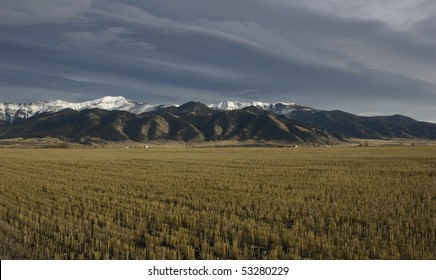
[0,147,435,259]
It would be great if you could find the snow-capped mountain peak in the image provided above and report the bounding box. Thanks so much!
[77,96,137,111]
[208,100,311,115]
[0,96,312,123]
[0,96,155,123]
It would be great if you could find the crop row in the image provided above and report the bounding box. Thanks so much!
[0,147,435,259]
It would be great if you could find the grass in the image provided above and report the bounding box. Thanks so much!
[0,146,435,259]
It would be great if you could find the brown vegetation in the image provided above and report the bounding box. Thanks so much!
[0,147,435,259]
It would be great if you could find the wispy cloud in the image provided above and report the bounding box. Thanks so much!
[61,27,131,46]
[0,0,435,122]
[0,0,96,27]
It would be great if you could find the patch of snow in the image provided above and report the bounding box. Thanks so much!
[0,96,173,123]
[208,101,312,116]
[0,96,312,123]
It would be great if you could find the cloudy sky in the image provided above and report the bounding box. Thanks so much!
[1,0,435,122]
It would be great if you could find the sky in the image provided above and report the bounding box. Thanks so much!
[1,0,435,122]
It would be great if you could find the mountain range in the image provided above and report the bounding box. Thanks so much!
[1,96,435,144]
[0,96,309,124]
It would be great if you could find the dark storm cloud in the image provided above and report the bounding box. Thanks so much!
[0,0,435,121]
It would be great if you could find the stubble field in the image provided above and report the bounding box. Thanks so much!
[0,147,435,259]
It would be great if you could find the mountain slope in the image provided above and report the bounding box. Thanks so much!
[1,96,435,141]
[0,96,310,124]
[0,108,135,141]
[0,102,340,144]
[291,110,436,139]
[0,96,169,124]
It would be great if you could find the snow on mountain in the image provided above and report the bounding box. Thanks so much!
[208,101,312,116]
[0,96,165,124]
[0,96,312,123]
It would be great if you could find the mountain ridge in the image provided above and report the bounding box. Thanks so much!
[0,96,311,124]
[290,110,436,139]
[1,96,436,142]
[0,105,340,145]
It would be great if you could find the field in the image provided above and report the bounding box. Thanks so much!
[0,147,435,259]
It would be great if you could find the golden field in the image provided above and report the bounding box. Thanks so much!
[0,147,435,259]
